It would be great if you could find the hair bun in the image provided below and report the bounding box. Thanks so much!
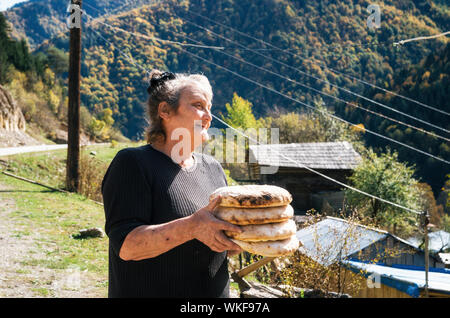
[147,70,176,94]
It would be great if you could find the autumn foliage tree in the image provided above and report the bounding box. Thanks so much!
[344,148,423,238]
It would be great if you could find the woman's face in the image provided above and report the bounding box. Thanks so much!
[164,82,213,151]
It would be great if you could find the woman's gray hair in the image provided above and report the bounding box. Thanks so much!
[145,70,213,144]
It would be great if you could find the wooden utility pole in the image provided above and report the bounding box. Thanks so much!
[423,210,430,298]
[66,0,82,192]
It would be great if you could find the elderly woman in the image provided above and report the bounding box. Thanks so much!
[101,70,242,298]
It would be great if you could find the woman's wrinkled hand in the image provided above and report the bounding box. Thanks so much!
[189,196,243,253]
[227,248,243,257]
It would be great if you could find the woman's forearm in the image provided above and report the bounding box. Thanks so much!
[118,196,242,261]
[119,215,195,261]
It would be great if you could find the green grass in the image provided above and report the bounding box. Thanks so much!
[0,142,143,297]
[81,141,145,163]
[2,141,144,190]
[31,287,51,297]
[0,172,108,289]
[0,141,249,297]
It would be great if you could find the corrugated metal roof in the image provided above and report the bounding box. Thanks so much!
[249,141,362,170]
[296,217,387,266]
[407,230,450,253]
[439,253,450,265]
[342,260,450,297]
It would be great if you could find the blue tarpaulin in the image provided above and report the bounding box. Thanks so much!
[342,260,450,297]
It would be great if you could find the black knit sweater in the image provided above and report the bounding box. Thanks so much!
[101,144,229,298]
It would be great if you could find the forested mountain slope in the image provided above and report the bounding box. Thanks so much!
[4,0,449,193]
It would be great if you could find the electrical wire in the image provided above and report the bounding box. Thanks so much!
[81,13,450,165]
[83,10,225,50]
[83,2,448,142]
[85,18,152,77]
[179,16,450,134]
[81,9,426,215]
[165,24,450,143]
[394,31,450,46]
[184,10,450,118]
[177,47,450,165]
[213,114,423,215]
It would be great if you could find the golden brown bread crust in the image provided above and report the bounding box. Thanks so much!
[224,219,297,242]
[231,235,300,257]
[210,185,292,208]
[214,204,294,225]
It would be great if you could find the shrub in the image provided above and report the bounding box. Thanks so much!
[78,151,108,202]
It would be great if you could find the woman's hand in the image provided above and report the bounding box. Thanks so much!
[189,196,243,253]
[227,248,243,257]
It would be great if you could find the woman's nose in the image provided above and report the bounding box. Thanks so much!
[204,108,212,122]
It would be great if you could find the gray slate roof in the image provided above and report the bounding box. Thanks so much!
[249,141,362,170]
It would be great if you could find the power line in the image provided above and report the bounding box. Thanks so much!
[46,0,450,120]
[89,1,448,141]
[83,0,146,18]
[212,115,422,216]
[179,16,450,135]
[83,2,450,127]
[184,10,450,118]
[81,14,425,216]
[394,31,450,46]
[81,0,106,16]
[84,16,151,77]
[164,24,450,143]
[83,10,225,50]
[177,47,450,165]
[82,14,450,165]
[83,0,403,52]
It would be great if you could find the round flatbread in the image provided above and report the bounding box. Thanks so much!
[224,219,297,242]
[231,235,300,257]
[215,204,294,225]
[210,185,292,208]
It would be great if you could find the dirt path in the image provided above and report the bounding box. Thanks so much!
[0,189,32,297]
[0,182,103,298]
[0,182,44,297]
[0,176,239,298]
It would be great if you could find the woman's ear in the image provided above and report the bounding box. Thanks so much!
[158,102,172,121]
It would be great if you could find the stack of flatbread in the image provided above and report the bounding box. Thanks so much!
[210,185,300,257]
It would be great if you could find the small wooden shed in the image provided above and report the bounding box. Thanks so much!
[249,142,362,214]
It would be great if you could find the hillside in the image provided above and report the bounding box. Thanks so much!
[3,0,450,193]
[8,0,450,132]
[3,0,151,49]
[340,43,450,194]
[0,11,128,146]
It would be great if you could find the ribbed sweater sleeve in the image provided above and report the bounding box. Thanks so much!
[102,149,152,257]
